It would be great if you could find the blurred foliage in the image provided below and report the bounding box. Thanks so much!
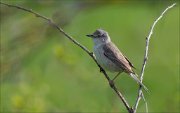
[0,0,179,112]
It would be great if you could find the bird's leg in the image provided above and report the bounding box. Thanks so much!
[109,72,121,87]
[112,72,121,81]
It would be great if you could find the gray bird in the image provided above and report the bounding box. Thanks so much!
[87,29,148,91]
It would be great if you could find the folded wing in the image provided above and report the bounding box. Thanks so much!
[103,42,134,74]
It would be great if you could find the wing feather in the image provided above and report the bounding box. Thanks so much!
[103,42,134,73]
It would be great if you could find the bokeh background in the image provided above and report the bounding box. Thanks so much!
[0,0,179,112]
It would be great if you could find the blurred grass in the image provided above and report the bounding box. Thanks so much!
[0,0,179,112]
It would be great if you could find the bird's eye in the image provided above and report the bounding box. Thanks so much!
[101,34,105,37]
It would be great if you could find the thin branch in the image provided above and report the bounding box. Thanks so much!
[133,3,176,113]
[1,2,176,113]
[142,93,148,113]
[0,2,132,113]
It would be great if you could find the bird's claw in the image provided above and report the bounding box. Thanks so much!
[99,67,104,72]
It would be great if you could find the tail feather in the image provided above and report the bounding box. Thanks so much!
[129,73,148,92]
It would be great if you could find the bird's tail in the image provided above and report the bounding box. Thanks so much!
[129,73,148,92]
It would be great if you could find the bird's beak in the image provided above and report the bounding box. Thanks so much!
[86,34,94,38]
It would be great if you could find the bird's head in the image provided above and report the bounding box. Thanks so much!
[86,29,111,45]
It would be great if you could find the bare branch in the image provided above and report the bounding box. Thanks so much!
[0,2,132,113]
[133,3,176,113]
[142,93,148,113]
[1,2,176,112]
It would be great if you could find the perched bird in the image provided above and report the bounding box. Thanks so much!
[86,29,148,91]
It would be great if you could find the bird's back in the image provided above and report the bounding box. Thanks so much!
[102,42,134,74]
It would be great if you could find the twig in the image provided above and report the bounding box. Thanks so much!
[142,93,148,113]
[0,2,132,113]
[133,3,176,113]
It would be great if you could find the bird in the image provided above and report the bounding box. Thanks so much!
[86,29,148,91]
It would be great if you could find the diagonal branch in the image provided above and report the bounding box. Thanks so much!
[1,2,176,113]
[133,3,176,113]
[0,2,132,113]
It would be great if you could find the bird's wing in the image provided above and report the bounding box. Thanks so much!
[123,54,136,69]
[103,42,134,73]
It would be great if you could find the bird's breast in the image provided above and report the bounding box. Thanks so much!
[93,45,122,72]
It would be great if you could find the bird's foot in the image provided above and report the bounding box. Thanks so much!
[99,67,104,73]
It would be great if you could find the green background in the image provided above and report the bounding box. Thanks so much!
[0,0,179,112]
